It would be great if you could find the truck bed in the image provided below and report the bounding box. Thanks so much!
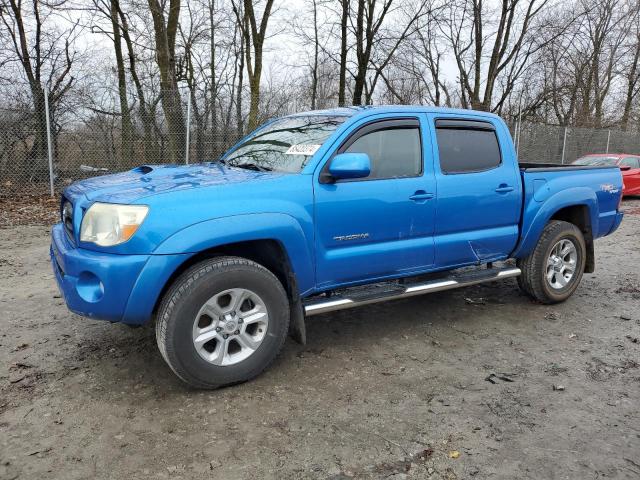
[515,163,623,260]
[519,162,619,172]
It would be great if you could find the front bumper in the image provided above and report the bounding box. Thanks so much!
[51,223,150,322]
[51,223,189,324]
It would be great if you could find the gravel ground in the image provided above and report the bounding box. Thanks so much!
[1,199,639,480]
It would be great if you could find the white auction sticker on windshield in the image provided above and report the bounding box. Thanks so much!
[285,144,321,156]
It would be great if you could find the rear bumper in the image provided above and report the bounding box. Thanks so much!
[608,211,624,235]
[51,223,188,324]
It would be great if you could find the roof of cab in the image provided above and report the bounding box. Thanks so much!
[287,105,502,121]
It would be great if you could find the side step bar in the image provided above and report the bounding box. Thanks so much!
[303,266,521,317]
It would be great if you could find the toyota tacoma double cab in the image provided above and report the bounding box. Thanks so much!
[51,106,624,389]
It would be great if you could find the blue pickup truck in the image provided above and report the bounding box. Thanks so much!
[51,106,624,388]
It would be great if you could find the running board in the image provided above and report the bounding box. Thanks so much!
[303,267,521,316]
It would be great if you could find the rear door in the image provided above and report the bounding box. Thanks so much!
[428,115,522,268]
[620,156,640,194]
[313,115,437,288]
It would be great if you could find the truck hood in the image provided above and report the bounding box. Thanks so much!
[64,163,283,204]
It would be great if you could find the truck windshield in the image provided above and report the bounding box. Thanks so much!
[221,115,347,173]
[573,156,619,166]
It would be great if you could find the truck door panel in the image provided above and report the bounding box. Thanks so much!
[429,116,521,268]
[314,116,437,288]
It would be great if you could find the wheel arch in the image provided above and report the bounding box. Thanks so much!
[513,187,597,272]
[122,213,313,338]
[152,238,300,313]
[549,205,594,273]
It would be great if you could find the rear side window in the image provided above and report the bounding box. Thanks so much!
[344,126,422,179]
[620,157,640,168]
[435,120,501,174]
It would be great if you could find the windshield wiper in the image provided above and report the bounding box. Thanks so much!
[227,162,273,172]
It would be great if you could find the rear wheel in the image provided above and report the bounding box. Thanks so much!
[156,256,290,389]
[517,220,586,304]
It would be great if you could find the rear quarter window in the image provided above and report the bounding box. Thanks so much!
[435,123,501,174]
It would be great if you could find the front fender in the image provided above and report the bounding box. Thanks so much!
[153,213,315,294]
[512,187,598,258]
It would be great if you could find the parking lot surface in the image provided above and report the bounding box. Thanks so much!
[1,199,639,479]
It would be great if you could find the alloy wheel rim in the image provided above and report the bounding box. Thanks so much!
[192,288,269,366]
[546,239,578,290]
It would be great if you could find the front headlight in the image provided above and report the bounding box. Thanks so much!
[80,203,149,246]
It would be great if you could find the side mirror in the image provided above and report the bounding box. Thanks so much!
[620,165,631,171]
[327,153,371,181]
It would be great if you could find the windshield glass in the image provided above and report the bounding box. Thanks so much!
[573,155,619,166]
[222,115,347,173]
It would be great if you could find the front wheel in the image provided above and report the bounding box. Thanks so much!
[517,220,586,304]
[156,256,290,389]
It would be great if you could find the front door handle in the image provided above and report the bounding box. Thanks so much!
[409,190,435,201]
[495,184,514,193]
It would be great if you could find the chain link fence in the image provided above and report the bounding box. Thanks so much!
[2,94,640,197]
[0,90,246,196]
[512,122,640,165]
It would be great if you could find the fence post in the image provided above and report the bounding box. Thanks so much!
[515,102,522,157]
[561,127,568,164]
[185,91,191,165]
[605,130,610,154]
[44,87,55,197]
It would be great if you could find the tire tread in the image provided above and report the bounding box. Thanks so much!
[517,220,585,304]
[155,256,289,389]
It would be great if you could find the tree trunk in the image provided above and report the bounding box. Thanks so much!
[247,47,262,130]
[352,0,366,106]
[30,87,50,177]
[117,4,157,162]
[236,32,245,138]
[338,0,348,107]
[110,0,134,165]
[147,0,185,162]
[621,32,640,131]
[311,0,319,110]
[209,0,218,134]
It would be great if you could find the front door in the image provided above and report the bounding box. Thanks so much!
[314,116,437,289]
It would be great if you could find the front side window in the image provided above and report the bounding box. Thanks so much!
[343,127,422,179]
[222,115,347,173]
[435,122,501,174]
[620,157,640,168]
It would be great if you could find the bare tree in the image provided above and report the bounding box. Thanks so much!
[90,0,135,163]
[0,0,78,176]
[620,12,640,130]
[352,0,392,105]
[113,1,159,161]
[442,0,549,111]
[147,0,185,161]
[338,0,349,106]
[232,0,275,131]
[380,11,452,106]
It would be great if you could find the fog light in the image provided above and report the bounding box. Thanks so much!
[76,271,104,303]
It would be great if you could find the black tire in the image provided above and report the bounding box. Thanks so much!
[156,256,290,389]
[517,220,586,304]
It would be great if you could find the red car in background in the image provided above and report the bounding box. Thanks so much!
[573,154,640,196]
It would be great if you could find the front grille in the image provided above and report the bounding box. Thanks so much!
[62,198,74,239]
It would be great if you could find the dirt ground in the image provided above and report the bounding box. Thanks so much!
[1,199,639,480]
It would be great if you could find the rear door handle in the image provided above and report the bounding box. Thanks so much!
[495,184,514,193]
[409,191,435,201]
